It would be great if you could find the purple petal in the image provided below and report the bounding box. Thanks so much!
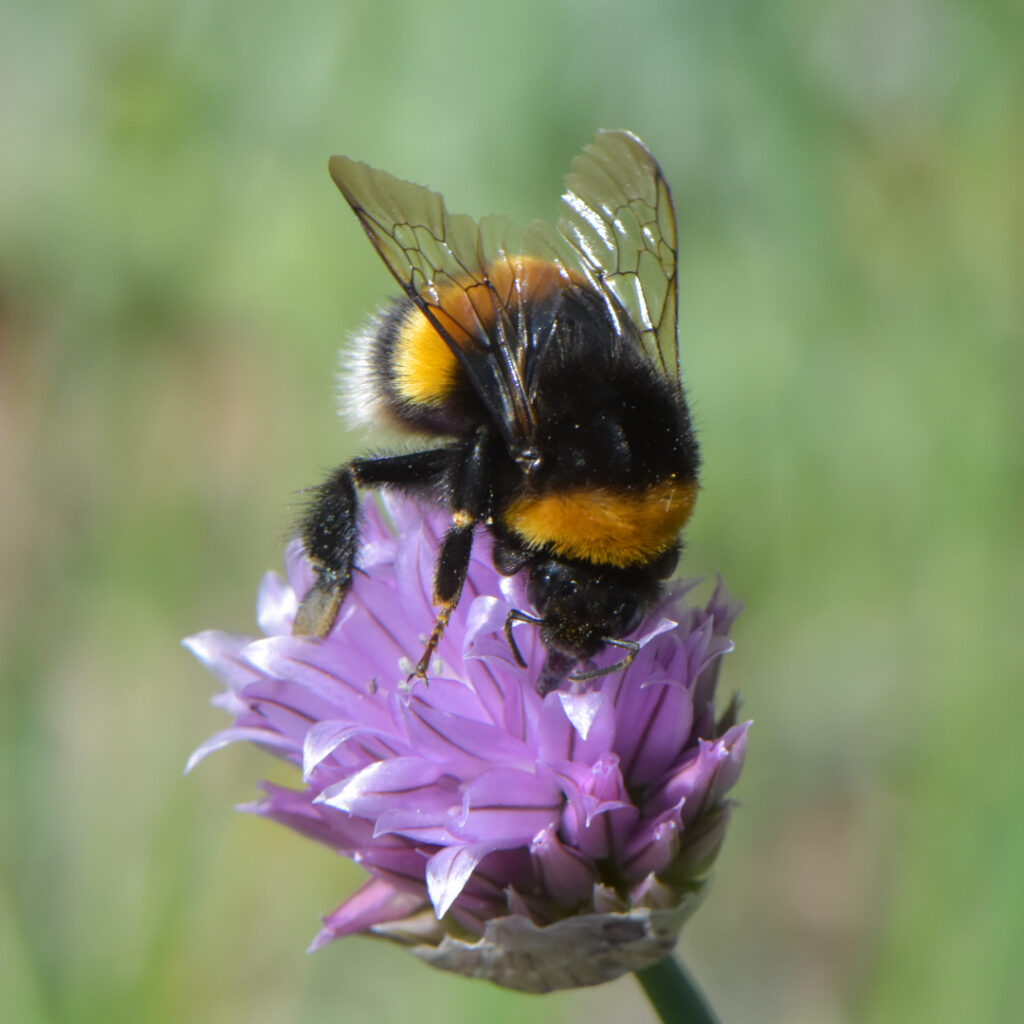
[185,726,296,773]
[244,637,393,732]
[372,811,457,846]
[354,843,432,884]
[348,575,426,669]
[282,537,317,605]
[239,780,368,849]
[690,636,736,717]
[183,630,262,697]
[554,756,639,860]
[620,812,682,882]
[450,767,563,845]
[705,574,744,636]
[401,696,534,771]
[705,722,751,807]
[645,726,749,827]
[461,598,539,740]
[317,758,454,819]
[628,872,679,910]
[426,844,490,918]
[530,826,598,906]
[504,886,534,920]
[309,878,425,951]
[674,804,735,876]
[256,570,297,636]
[303,721,412,780]
[557,691,608,743]
[647,616,716,693]
[470,846,534,902]
[536,690,615,766]
[634,612,687,651]
[394,517,442,620]
[613,676,694,787]
[303,720,367,779]
[463,595,519,665]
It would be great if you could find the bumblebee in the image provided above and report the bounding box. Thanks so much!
[295,130,700,695]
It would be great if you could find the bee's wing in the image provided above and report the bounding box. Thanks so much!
[556,130,681,392]
[328,156,543,453]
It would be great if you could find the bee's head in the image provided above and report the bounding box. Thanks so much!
[525,559,661,694]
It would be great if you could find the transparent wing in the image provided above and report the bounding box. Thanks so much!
[328,155,553,453]
[557,130,681,391]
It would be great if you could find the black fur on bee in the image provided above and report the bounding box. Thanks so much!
[295,131,700,695]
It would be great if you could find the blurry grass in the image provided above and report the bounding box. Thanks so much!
[2,1,1022,1022]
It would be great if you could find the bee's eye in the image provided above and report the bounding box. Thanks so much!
[528,563,569,613]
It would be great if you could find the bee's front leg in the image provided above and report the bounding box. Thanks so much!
[411,429,495,680]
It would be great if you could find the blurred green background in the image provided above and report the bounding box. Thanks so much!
[2,1,1021,1021]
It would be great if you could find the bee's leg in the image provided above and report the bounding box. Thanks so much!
[412,431,492,680]
[294,450,451,637]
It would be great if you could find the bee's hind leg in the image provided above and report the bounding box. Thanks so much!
[294,450,451,637]
[294,465,359,636]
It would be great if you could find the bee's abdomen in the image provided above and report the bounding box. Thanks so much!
[503,478,698,568]
[343,296,477,435]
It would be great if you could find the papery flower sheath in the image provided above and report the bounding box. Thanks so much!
[186,495,749,992]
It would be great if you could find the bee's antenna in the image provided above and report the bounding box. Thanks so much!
[504,608,542,668]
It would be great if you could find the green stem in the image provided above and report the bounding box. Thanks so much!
[635,955,720,1024]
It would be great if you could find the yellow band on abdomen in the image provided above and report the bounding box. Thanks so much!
[503,479,698,567]
[393,306,463,407]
